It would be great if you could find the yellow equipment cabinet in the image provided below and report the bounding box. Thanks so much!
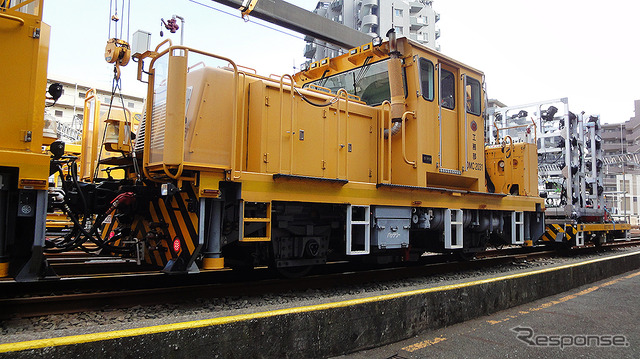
[485,141,539,197]
[0,0,53,279]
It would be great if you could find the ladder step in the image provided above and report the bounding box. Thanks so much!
[243,218,271,223]
[241,201,272,242]
[241,237,271,242]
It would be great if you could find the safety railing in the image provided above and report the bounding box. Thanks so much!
[1,0,42,20]
[493,118,537,145]
[140,45,239,182]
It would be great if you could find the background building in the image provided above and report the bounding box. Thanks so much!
[601,100,640,221]
[46,76,145,143]
[304,0,440,62]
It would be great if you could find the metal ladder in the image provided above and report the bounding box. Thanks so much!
[512,211,524,245]
[444,209,464,249]
[239,201,272,242]
[346,205,370,255]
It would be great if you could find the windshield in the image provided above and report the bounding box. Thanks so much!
[304,59,391,106]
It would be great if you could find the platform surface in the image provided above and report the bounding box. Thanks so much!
[336,269,640,358]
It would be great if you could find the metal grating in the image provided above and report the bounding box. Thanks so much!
[133,110,146,153]
[149,100,166,154]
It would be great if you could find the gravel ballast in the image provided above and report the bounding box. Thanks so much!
[1,247,639,344]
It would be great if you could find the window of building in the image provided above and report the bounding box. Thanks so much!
[128,101,135,108]
[395,9,403,17]
[104,96,111,103]
[395,26,403,35]
[79,92,86,98]
[419,58,434,101]
[439,69,455,110]
[465,77,481,116]
[54,110,63,117]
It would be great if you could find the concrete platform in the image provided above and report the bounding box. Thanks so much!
[337,269,640,358]
[1,250,639,359]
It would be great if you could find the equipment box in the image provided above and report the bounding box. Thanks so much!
[371,207,411,249]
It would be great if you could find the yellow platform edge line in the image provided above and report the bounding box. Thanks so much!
[2,250,639,353]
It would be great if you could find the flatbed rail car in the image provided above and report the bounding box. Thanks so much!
[489,99,630,248]
[74,33,544,274]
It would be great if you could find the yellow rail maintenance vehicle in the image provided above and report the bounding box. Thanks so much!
[0,0,56,280]
[63,30,545,275]
[2,0,547,279]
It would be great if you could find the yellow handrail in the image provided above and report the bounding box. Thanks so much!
[378,101,392,183]
[279,74,295,174]
[0,12,24,25]
[336,89,350,179]
[401,111,417,168]
[235,71,248,180]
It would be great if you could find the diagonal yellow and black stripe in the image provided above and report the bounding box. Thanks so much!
[541,224,564,242]
[563,225,577,243]
[101,185,200,268]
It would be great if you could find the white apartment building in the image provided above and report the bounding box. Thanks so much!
[45,76,145,142]
[613,173,640,225]
[304,0,440,62]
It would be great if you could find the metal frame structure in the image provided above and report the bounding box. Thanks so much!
[489,98,604,220]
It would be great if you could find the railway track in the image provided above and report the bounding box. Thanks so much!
[1,240,638,319]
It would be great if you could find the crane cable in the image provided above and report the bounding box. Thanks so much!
[97,0,140,182]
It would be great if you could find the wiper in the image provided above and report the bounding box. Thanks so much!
[354,56,373,88]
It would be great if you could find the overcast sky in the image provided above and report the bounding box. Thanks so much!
[44,0,639,123]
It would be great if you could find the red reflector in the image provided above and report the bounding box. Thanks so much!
[20,179,47,188]
[173,238,181,252]
[109,231,115,239]
[202,189,220,197]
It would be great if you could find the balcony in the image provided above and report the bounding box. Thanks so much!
[410,16,427,30]
[362,14,378,27]
[331,0,343,11]
[409,2,424,13]
[435,28,441,39]
[362,0,378,8]
[304,43,317,59]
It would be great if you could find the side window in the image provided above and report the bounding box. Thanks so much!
[419,58,434,101]
[466,77,481,116]
[440,69,455,110]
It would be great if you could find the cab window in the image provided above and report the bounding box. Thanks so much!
[419,58,434,101]
[304,59,393,106]
[466,77,481,116]
[440,69,455,110]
